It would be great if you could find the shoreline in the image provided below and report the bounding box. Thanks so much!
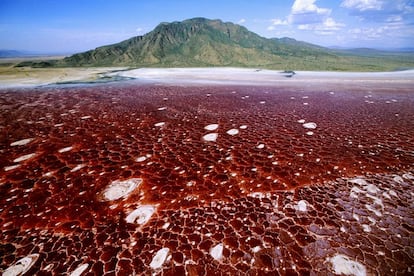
[1,67,414,89]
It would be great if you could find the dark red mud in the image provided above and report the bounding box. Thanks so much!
[0,83,413,275]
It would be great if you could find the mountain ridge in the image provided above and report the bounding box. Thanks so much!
[20,17,414,71]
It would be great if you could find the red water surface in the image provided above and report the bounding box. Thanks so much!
[0,83,413,275]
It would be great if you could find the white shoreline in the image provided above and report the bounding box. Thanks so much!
[117,67,414,86]
[1,67,413,88]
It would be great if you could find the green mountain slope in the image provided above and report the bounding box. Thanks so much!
[54,18,414,71]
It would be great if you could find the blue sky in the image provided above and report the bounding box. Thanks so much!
[1,0,413,53]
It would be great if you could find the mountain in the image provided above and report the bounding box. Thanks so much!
[33,18,414,71]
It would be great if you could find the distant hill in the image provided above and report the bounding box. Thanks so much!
[22,18,414,71]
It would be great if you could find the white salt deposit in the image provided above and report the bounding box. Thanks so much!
[150,248,170,269]
[154,122,165,127]
[302,122,317,129]
[126,205,156,225]
[158,107,167,111]
[58,146,73,153]
[210,243,224,261]
[136,156,147,162]
[70,164,85,172]
[3,254,39,276]
[328,254,366,276]
[10,138,34,147]
[297,119,305,124]
[69,263,89,276]
[4,164,21,171]
[81,116,91,120]
[252,246,261,253]
[239,125,248,129]
[226,129,239,135]
[203,133,218,142]
[296,200,308,212]
[362,224,371,232]
[306,131,314,136]
[349,178,368,186]
[205,124,219,131]
[257,144,265,149]
[102,178,142,201]
[13,153,36,163]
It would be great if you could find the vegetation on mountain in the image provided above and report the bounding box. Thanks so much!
[19,18,414,71]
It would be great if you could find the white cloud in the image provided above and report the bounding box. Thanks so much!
[298,17,345,35]
[341,0,384,11]
[289,0,331,24]
[238,19,246,24]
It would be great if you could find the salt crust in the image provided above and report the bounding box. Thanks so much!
[69,263,89,276]
[210,243,224,261]
[154,122,165,127]
[13,153,36,163]
[10,138,34,146]
[3,254,39,276]
[58,146,73,153]
[296,200,308,212]
[302,122,317,129]
[126,205,156,225]
[203,133,218,142]
[226,129,239,135]
[205,124,219,131]
[102,178,142,201]
[150,248,170,269]
[328,254,366,276]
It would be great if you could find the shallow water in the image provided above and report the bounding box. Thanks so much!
[0,83,413,274]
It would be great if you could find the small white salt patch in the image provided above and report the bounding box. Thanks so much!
[296,200,307,212]
[162,222,170,229]
[257,144,265,149]
[3,254,39,276]
[10,138,34,147]
[260,101,266,104]
[70,164,85,172]
[4,164,21,171]
[362,224,371,232]
[136,156,147,162]
[349,178,368,186]
[302,122,317,129]
[306,131,314,136]
[58,146,73,153]
[205,124,219,131]
[239,125,248,129]
[154,122,165,127]
[158,107,167,111]
[69,263,89,276]
[393,175,404,184]
[402,173,414,180]
[210,243,223,261]
[328,254,366,276]
[366,184,380,194]
[126,205,156,225]
[226,129,239,136]
[203,133,218,142]
[102,178,142,201]
[252,246,261,253]
[13,153,37,163]
[297,119,305,124]
[150,248,169,269]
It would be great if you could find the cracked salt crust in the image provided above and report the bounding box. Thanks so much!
[69,263,89,276]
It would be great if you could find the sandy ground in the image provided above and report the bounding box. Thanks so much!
[1,67,413,88]
[0,67,128,88]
